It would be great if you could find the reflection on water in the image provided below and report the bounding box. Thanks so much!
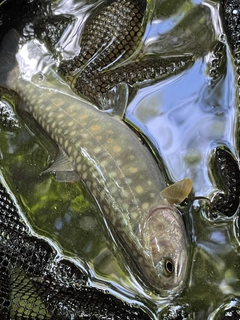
[126,53,236,196]
[0,0,240,318]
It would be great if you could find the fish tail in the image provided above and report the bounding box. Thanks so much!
[0,29,20,89]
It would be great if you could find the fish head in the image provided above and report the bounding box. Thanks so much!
[142,205,188,294]
[140,179,192,294]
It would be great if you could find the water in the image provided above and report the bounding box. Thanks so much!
[0,0,239,318]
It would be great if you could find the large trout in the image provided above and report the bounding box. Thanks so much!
[0,30,192,295]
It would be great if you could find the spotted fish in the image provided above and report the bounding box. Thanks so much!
[0,30,192,295]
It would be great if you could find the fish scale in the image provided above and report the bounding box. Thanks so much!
[0,30,190,295]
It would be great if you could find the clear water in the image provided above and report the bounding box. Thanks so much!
[0,0,240,318]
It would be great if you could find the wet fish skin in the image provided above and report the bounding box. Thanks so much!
[0,31,189,295]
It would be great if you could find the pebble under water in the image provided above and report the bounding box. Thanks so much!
[0,0,240,319]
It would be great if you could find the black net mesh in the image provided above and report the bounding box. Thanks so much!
[0,176,151,319]
[222,0,240,55]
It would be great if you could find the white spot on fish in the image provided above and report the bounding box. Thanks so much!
[113,145,121,153]
[129,166,138,173]
[63,129,69,135]
[121,189,129,199]
[122,203,129,210]
[110,171,117,179]
[100,189,106,200]
[91,125,100,131]
[147,180,152,186]
[82,172,88,179]
[131,211,138,220]
[94,146,102,154]
[136,185,144,194]
[126,178,132,184]
[142,202,149,210]
[101,160,108,168]
[103,205,110,214]
[116,159,122,166]
[67,121,74,127]
[51,121,57,129]
[70,130,77,137]
[92,180,97,189]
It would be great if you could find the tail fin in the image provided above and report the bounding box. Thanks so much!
[0,29,20,87]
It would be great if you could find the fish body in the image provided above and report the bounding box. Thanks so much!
[0,31,190,295]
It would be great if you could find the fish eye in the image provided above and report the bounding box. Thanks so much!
[163,258,174,276]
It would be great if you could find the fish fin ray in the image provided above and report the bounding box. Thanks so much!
[160,178,193,204]
[42,147,81,182]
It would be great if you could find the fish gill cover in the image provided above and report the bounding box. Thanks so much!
[0,0,240,319]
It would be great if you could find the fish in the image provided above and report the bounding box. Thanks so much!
[0,29,192,295]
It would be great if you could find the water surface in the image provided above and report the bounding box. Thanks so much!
[0,0,240,318]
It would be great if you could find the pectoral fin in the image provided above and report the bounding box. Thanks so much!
[42,147,81,182]
[160,178,193,205]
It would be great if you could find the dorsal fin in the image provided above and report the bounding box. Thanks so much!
[160,178,193,205]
